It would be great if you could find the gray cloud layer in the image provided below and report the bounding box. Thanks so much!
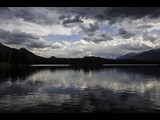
[1,7,160,25]
[0,7,160,58]
[80,22,99,33]
[53,7,160,24]
[60,15,83,24]
[83,32,113,43]
[142,33,157,42]
[0,7,58,25]
[118,28,135,39]
[0,29,61,49]
[137,25,153,29]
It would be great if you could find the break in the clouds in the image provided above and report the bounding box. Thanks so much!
[1,7,160,58]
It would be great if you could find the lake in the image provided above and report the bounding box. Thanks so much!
[0,66,160,113]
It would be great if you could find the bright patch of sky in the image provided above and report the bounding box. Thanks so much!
[100,25,117,35]
[150,30,160,35]
[43,32,83,42]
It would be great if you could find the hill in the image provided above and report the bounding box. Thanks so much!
[0,43,160,65]
[117,49,160,63]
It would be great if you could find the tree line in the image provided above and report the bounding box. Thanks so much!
[0,49,29,66]
[0,49,158,66]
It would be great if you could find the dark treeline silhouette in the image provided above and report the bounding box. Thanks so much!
[0,43,160,66]
[5,48,29,66]
[48,56,160,66]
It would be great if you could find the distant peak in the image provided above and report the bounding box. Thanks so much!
[19,48,27,51]
[20,48,25,50]
[19,48,31,53]
[153,48,160,52]
[50,56,56,59]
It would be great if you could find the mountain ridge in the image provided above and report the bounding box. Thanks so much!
[0,43,160,65]
[117,48,160,62]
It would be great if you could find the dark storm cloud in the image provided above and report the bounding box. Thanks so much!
[0,7,57,25]
[61,15,83,24]
[103,7,160,20]
[80,22,99,33]
[108,18,118,25]
[119,44,152,51]
[0,29,39,44]
[53,7,106,18]
[101,7,160,22]
[118,28,135,39]
[1,7,160,26]
[142,33,157,42]
[26,41,48,49]
[83,32,113,43]
[58,15,69,20]
[0,7,16,20]
[137,25,153,29]
[54,7,160,24]
[94,33,113,43]
[92,37,113,43]
[0,29,52,49]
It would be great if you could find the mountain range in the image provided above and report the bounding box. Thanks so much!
[116,48,160,62]
[0,43,160,65]
[0,43,48,64]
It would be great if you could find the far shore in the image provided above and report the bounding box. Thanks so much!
[0,63,159,68]
[31,64,160,67]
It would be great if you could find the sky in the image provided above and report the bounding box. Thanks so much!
[0,7,160,58]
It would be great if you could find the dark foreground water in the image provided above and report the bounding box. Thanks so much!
[0,66,160,113]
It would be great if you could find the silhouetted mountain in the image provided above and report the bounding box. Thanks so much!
[0,43,48,65]
[49,56,57,59]
[117,52,139,59]
[0,43,12,62]
[18,48,48,64]
[117,48,160,63]
[0,42,160,65]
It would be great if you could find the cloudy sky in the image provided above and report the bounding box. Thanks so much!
[1,7,160,58]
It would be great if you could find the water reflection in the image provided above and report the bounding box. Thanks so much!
[0,66,160,112]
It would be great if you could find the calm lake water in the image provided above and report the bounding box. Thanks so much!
[0,66,160,113]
